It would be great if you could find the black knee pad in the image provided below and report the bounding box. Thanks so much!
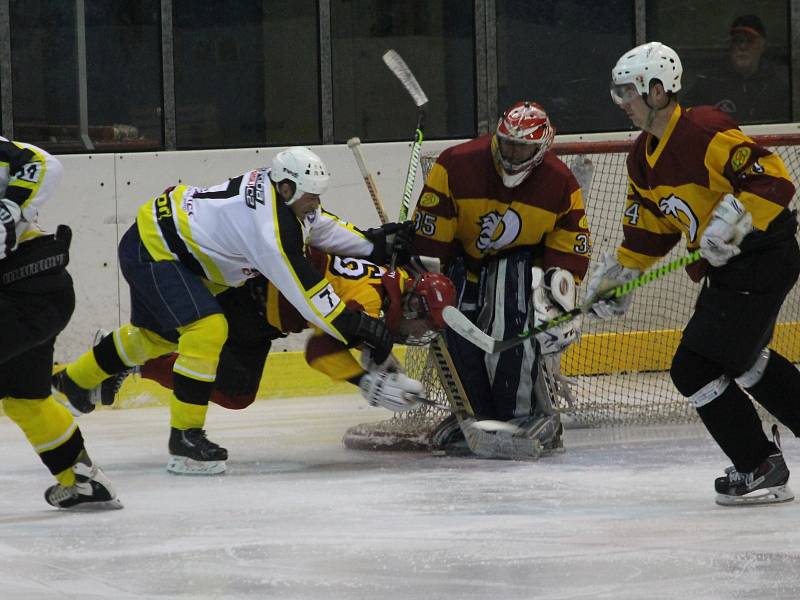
[670,344,725,398]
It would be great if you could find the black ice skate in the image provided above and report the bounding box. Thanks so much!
[429,413,470,456]
[52,369,98,415]
[99,365,139,406]
[715,425,794,507]
[92,328,139,406]
[167,427,228,475]
[44,451,123,510]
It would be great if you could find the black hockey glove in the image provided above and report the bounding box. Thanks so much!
[364,221,415,266]
[333,309,394,365]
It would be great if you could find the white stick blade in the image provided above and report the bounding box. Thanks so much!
[442,306,496,353]
[382,49,429,107]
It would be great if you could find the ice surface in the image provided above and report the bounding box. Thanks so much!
[2,395,799,600]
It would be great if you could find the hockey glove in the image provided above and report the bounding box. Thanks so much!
[584,252,641,321]
[531,267,580,354]
[0,199,22,260]
[364,221,415,266]
[334,309,394,365]
[700,194,753,267]
[359,370,424,412]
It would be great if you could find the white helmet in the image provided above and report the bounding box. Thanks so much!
[269,146,330,205]
[611,42,682,104]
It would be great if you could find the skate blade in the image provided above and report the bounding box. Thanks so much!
[52,497,124,511]
[166,456,226,475]
[715,484,795,507]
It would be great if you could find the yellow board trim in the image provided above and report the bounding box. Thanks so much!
[41,347,408,411]
[563,321,800,376]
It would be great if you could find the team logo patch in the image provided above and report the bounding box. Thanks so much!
[476,208,522,252]
[579,215,589,229]
[659,193,699,242]
[419,193,439,208]
[731,147,751,172]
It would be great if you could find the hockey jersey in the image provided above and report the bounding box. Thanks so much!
[618,104,795,276]
[0,137,63,256]
[410,134,591,281]
[136,170,373,342]
[264,250,411,382]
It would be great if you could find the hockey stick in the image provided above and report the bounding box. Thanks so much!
[443,250,702,354]
[347,137,390,225]
[383,49,428,265]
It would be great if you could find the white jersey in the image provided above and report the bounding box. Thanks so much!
[0,136,63,258]
[136,168,373,341]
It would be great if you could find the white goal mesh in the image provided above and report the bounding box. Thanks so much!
[343,134,800,450]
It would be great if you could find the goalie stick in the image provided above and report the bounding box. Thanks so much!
[443,250,702,354]
[382,49,428,270]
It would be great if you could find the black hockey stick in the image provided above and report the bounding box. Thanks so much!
[443,250,702,354]
[383,49,428,267]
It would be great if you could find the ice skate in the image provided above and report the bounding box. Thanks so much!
[98,365,139,406]
[715,425,794,506]
[167,427,228,475]
[52,369,98,416]
[429,413,471,456]
[44,451,123,510]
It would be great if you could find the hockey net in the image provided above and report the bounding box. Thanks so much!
[343,133,800,450]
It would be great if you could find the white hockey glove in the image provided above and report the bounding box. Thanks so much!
[359,370,424,412]
[700,194,753,267]
[531,267,579,354]
[0,199,22,260]
[584,252,641,321]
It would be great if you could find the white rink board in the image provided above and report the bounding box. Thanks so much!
[1,396,799,600]
[43,123,797,361]
[44,140,457,360]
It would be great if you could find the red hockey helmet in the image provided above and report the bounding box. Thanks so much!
[492,101,555,187]
[383,271,456,345]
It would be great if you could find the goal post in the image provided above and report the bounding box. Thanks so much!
[343,133,800,450]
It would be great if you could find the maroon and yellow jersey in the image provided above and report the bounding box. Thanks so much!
[265,250,412,381]
[618,104,795,275]
[410,134,591,281]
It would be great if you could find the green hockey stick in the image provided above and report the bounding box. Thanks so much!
[443,250,702,354]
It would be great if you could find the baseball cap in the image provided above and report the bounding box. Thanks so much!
[730,14,766,39]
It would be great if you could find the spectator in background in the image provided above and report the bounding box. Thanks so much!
[684,14,790,124]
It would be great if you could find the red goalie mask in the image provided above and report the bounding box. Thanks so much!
[492,101,555,188]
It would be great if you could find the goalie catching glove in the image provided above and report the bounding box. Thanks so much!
[358,348,424,412]
[699,194,752,267]
[584,252,641,321]
[531,267,579,354]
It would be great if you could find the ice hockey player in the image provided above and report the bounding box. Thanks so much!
[53,146,411,475]
[406,101,592,459]
[90,251,455,418]
[591,41,799,505]
[0,137,120,509]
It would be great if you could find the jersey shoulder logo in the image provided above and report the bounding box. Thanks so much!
[245,170,268,209]
[476,208,521,252]
[419,193,439,208]
[731,146,752,172]
[659,194,699,242]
